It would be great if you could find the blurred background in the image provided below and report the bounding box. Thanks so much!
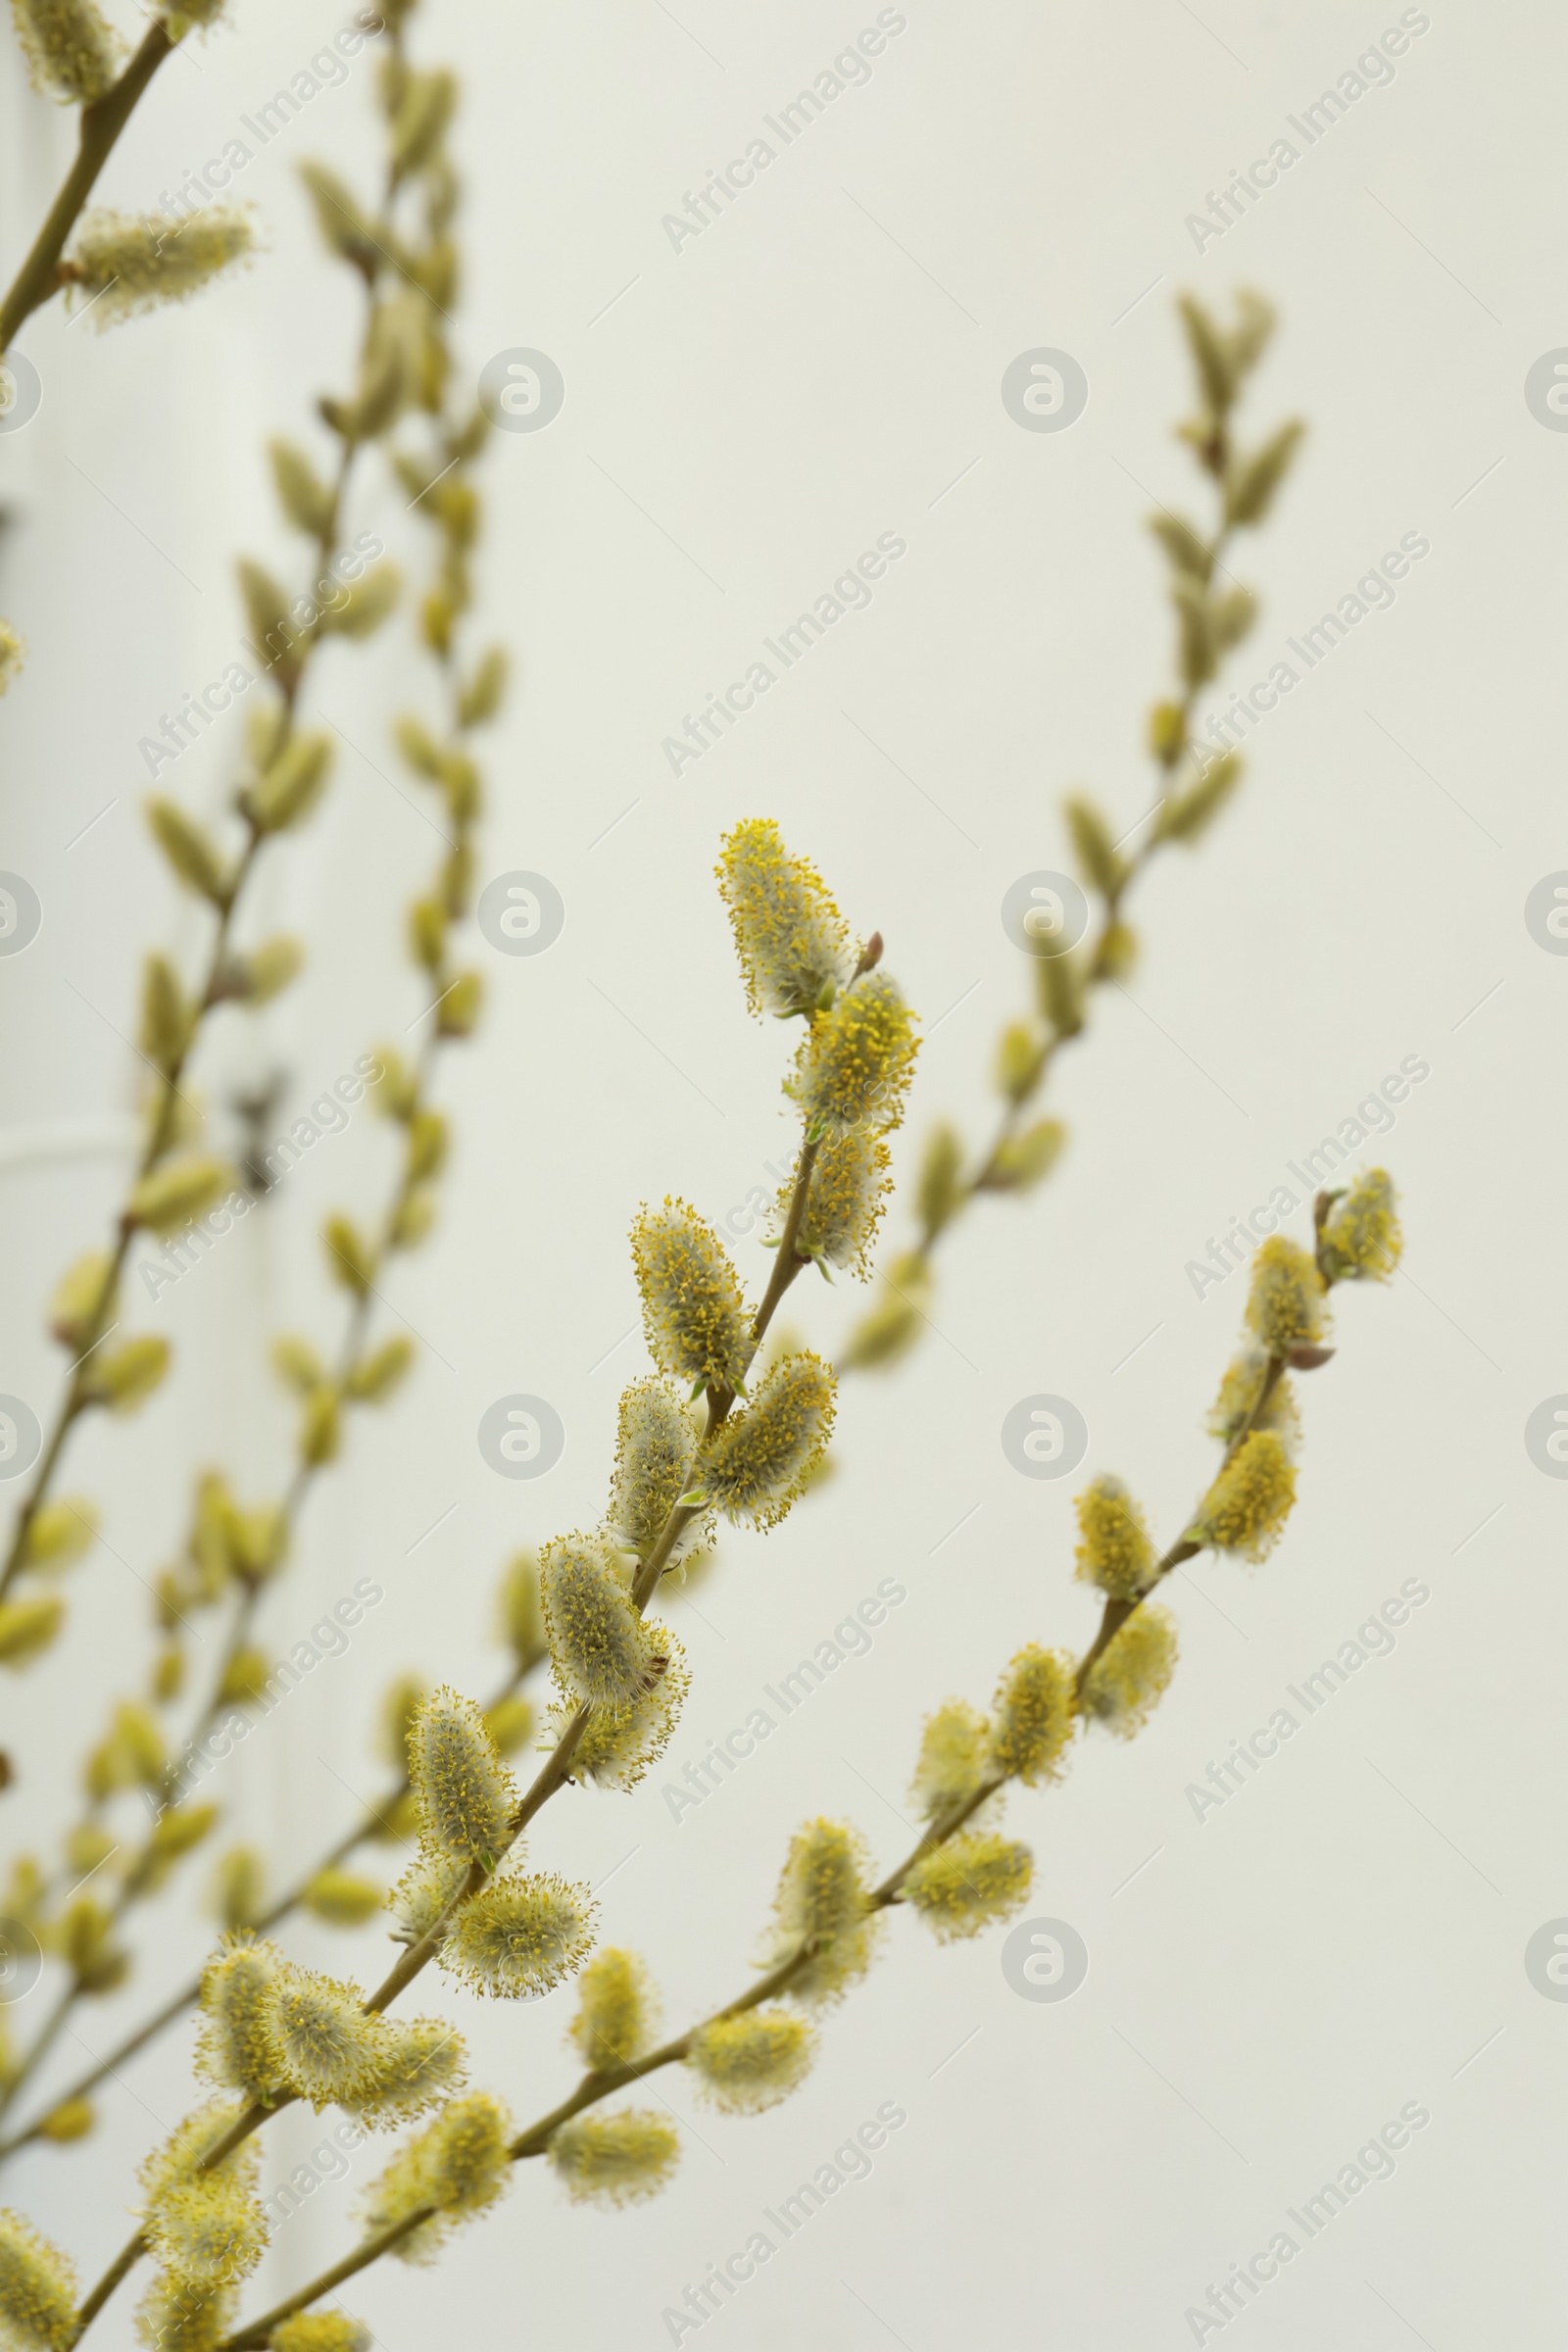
[1,0,1563,2343]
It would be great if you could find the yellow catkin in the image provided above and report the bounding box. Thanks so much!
[1193,1429,1298,1561]
[989,1645,1076,1785]
[714,817,851,1017]
[137,2100,261,2213]
[543,1635,689,1791]
[133,2277,235,2352]
[408,1686,516,1863]
[144,2176,266,2290]
[570,1948,655,2071]
[785,1127,891,1276]
[696,1350,836,1529]
[1321,1167,1402,1281]
[768,1819,880,2004]
[351,2019,467,2129]
[263,1966,388,2109]
[0,621,24,696]
[1245,1235,1327,1354]
[539,1534,662,1708]
[686,2007,815,2115]
[609,1379,703,1556]
[361,2093,512,2263]
[629,1199,753,1394]
[909,1700,992,1821]
[0,2208,77,2351]
[270,2317,371,2352]
[791,970,918,1135]
[1081,1607,1178,1738]
[901,1834,1033,1941]
[195,1936,283,2102]
[440,1871,596,2000]
[1073,1475,1157,1599]
[1204,1349,1298,1452]
[547,2109,679,2206]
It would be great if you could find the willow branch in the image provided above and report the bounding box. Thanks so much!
[0,21,173,355]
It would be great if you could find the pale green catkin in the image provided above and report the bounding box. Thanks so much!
[547,2110,680,2207]
[696,1350,836,1529]
[439,1870,596,2000]
[407,1686,516,1863]
[685,2007,815,2115]
[68,207,258,328]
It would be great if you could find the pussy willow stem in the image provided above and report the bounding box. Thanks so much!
[69,1128,835,2334]
[194,1280,1341,2347]
[0,21,173,355]
[212,1760,1014,2350]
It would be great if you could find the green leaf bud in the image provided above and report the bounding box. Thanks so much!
[248,730,332,832]
[82,1335,171,1414]
[145,799,228,904]
[268,438,335,539]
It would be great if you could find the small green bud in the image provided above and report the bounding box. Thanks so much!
[145,799,228,903]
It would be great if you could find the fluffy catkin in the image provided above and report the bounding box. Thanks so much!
[10,0,121,102]
[1192,1430,1298,1561]
[263,1966,389,2109]
[901,1835,1033,1940]
[909,1699,993,1820]
[791,969,918,1134]
[408,1686,516,1863]
[270,2318,371,2352]
[1245,1235,1327,1354]
[629,1199,753,1394]
[1205,1348,1298,1452]
[439,1871,597,1999]
[609,1379,703,1556]
[1081,1607,1178,1737]
[547,2110,680,2206]
[543,1634,688,1790]
[540,1534,663,1708]
[361,2094,513,2265]
[570,1948,656,2070]
[0,2209,77,2351]
[989,1645,1076,1785]
[769,1819,880,2004]
[1073,1475,1157,1599]
[1320,1166,1402,1281]
[195,1934,283,2101]
[68,207,257,327]
[714,817,852,1017]
[785,1127,891,1275]
[686,2007,815,2114]
[696,1350,836,1529]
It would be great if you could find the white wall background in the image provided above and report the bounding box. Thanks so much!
[1,0,1564,2345]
